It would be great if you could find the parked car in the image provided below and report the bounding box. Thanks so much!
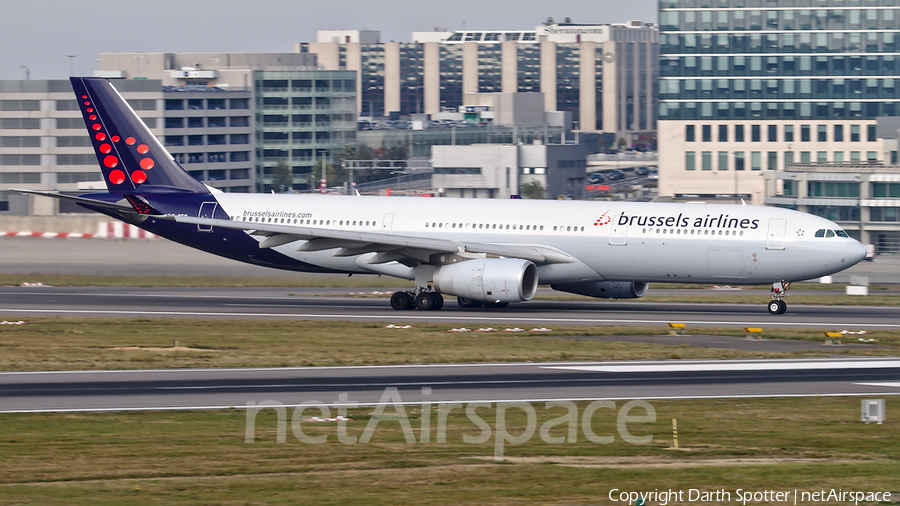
[587,172,606,183]
[635,166,651,176]
[647,169,659,180]
[607,169,625,180]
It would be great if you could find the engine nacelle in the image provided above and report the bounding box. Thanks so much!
[550,281,649,299]
[433,258,538,303]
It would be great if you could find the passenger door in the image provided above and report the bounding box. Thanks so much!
[766,219,787,250]
[198,202,217,232]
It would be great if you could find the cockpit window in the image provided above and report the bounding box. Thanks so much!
[826,230,835,238]
[815,229,826,237]
[835,230,849,238]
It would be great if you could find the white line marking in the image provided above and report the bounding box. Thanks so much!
[545,360,900,373]
[2,308,899,328]
[854,382,900,388]
[5,357,898,376]
[5,392,900,414]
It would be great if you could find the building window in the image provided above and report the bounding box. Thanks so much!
[165,135,184,146]
[702,125,711,142]
[718,151,728,171]
[833,151,844,162]
[801,151,810,162]
[751,151,761,171]
[872,182,900,198]
[867,151,877,161]
[784,125,794,142]
[1,136,40,147]
[834,125,844,142]
[808,182,859,198]
[718,125,728,142]
[783,180,797,197]
[230,134,249,144]
[434,167,483,174]
[165,117,184,129]
[230,116,249,127]
[751,125,760,142]
[785,151,794,166]
[685,151,695,171]
[767,152,777,170]
[0,154,39,165]
[207,99,225,110]
[230,151,250,162]
[208,117,226,128]
[735,151,745,171]
[735,125,744,142]
[686,125,695,142]
[768,125,777,142]
[702,151,712,170]
[817,151,827,162]
[230,98,249,109]
[867,125,876,142]
[809,205,860,222]
[188,135,204,146]
[165,99,184,111]
[801,125,810,142]
[850,151,860,161]
[817,125,827,142]
[851,125,860,142]
[870,208,900,222]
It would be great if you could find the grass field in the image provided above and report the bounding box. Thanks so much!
[0,318,896,372]
[0,397,897,504]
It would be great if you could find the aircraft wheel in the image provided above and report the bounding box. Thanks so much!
[483,301,509,309]
[777,300,787,314]
[432,293,444,310]
[391,291,412,310]
[415,292,437,311]
[767,300,781,314]
[457,297,483,308]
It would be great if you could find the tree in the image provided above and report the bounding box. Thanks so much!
[617,137,627,150]
[520,180,545,200]
[271,160,292,192]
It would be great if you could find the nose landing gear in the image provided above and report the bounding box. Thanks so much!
[768,280,790,314]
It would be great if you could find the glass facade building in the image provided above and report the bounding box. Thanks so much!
[255,70,357,192]
[658,0,896,203]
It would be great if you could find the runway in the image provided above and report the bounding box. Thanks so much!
[1,286,898,328]
[3,358,900,413]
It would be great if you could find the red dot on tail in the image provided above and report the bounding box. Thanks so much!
[140,158,155,170]
[89,114,97,121]
[87,108,93,113]
[99,143,112,154]
[108,169,125,185]
[84,101,90,106]
[92,124,101,131]
[131,170,147,184]
[137,144,149,154]
[81,95,87,99]
[111,135,120,142]
[95,132,106,141]
[126,137,136,145]
[103,155,118,168]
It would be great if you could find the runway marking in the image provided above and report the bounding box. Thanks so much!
[2,308,900,328]
[854,382,900,388]
[5,392,900,414]
[545,360,900,373]
[5,358,896,376]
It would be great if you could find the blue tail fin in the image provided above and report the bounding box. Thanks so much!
[70,77,209,195]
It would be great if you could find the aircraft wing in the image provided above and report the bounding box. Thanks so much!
[161,215,574,266]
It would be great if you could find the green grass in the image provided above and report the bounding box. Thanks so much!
[0,397,897,504]
[0,318,897,372]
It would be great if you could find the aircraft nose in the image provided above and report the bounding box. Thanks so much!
[845,241,868,265]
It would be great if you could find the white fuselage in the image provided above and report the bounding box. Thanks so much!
[212,194,866,285]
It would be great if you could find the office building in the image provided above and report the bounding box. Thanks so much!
[658,1,897,204]
[432,143,589,199]
[96,52,356,192]
[299,20,658,139]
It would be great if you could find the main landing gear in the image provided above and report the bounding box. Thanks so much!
[390,292,508,311]
[767,280,790,314]
[390,290,444,311]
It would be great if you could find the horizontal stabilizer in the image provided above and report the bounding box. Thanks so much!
[12,189,132,211]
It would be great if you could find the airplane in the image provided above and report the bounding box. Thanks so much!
[15,77,868,314]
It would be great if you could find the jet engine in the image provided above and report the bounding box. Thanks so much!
[433,258,538,303]
[550,281,649,299]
